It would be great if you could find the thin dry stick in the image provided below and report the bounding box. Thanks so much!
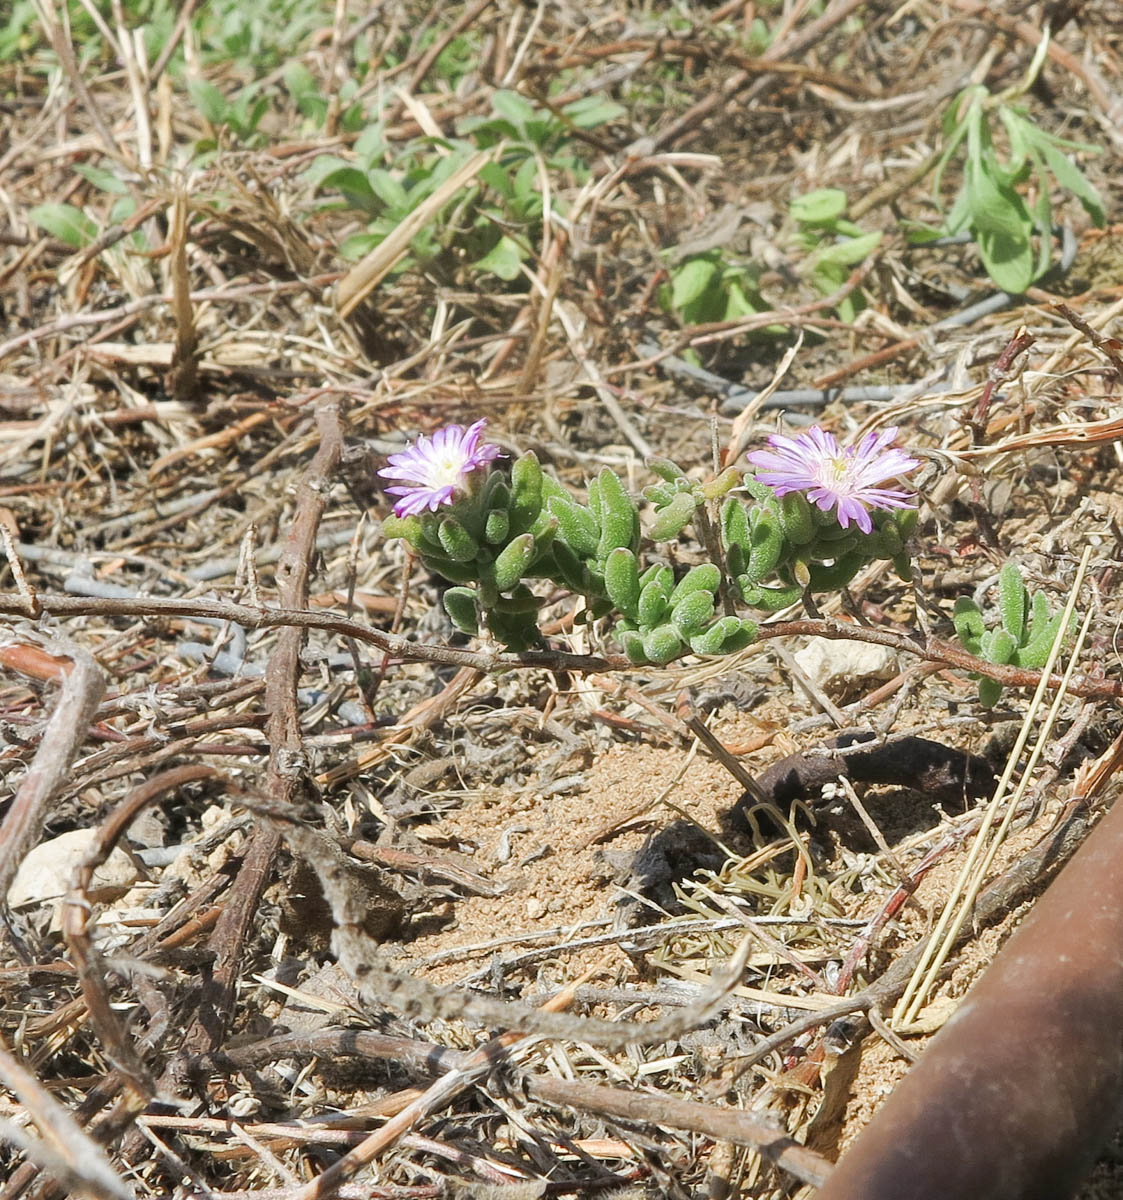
[185,399,346,1054]
[61,765,218,1099]
[6,593,1121,700]
[0,637,105,914]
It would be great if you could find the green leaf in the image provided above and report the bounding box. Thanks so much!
[74,163,129,194]
[484,507,510,545]
[642,624,683,666]
[188,78,231,126]
[443,587,479,635]
[649,458,687,483]
[639,563,672,592]
[745,509,785,583]
[420,554,479,583]
[722,497,751,554]
[739,580,802,611]
[807,552,863,591]
[966,156,1030,238]
[1038,141,1105,227]
[670,257,717,310]
[339,232,383,260]
[284,62,327,122]
[381,515,421,544]
[977,226,1035,293]
[647,491,697,541]
[491,89,538,132]
[690,615,760,656]
[978,676,1003,708]
[547,495,599,557]
[494,584,541,614]
[670,563,720,604]
[619,628,648,664]
[493,533,536,591]
[811,230,882,269]
[485,609,539,652]
[551,542,587,591]
[595,469,637,559]
[777,492,814,545]
[672,589,716,635]
[998,563,1028,640]
[509,451,544,535]
[953,597,986,655]
[475,234,525,280]
[637,581,670,628]
[981,627,1017,665]
[604,548,641,621]
[437,517,479,562]
[791,188,848,226]
[561,95,626,128]
[366,168,410,212]
[319,166,381,216]
[28,203,96,249]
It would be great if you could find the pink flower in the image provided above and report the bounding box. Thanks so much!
[379,419,502,517]
[747,425,919,535]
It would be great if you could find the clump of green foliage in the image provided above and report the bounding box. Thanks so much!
[307,90,624,284]
[916,35,1104,293]
[952,562,1071,706]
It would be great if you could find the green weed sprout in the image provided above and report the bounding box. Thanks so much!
[790,188,882,323]
[952,562,1070,706]
[921,33,1104,293]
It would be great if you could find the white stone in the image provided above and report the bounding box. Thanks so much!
[792,636,898,695]
[8,829,139,909]
[525,897,546,919]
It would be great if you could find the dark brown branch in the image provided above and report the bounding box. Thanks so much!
[3,599,1119,699]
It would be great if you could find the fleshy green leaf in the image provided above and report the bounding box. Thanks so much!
[595,469,638,559]
[484,507,510,545]
[647,491,697,541]
[998,563,1028,640]
[437,517,479,562]
[952,597,986,654]
[777,492,814,545]
[670,563,721,604]
[604,548,641,621]
[547,495,599,557]
[493,533,536,591]
[672,589,715,635]
[509,452,543,535]
[443,587,479,635]
[637,580,670,628]
[642,624,683,665]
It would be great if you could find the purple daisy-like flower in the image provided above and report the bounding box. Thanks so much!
[379,419,502,517]
[747,425,919,535]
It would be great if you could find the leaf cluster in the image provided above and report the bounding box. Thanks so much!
[307,90,624,283]
[790,188,882,323]
[720,477,915,610]
[916,72,1104,293]
[952,563,1070,706]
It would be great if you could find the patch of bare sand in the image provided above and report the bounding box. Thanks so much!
[398,708,779,987]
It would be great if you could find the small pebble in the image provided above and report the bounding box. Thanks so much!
[525,897,546,919]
